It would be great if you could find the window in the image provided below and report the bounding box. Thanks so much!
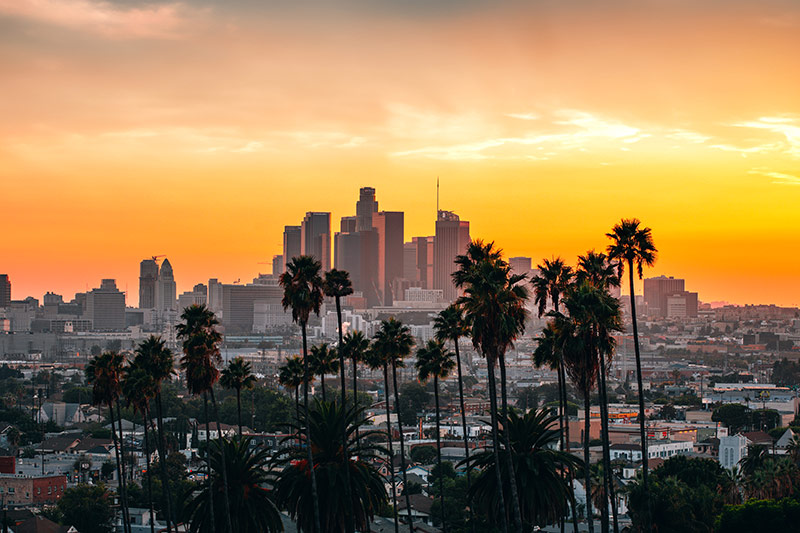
[8,487,14,493]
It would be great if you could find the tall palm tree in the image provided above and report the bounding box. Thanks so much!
[363,346,400,533]
[278,355,306,423]
[606,218,657,509]
[309,343,339,402]
[273,399,389,532]
[220,357,257,437]
[280,255,325,533]
[86,351,130,533]
[122,362,158,533]
[463,408,582,530]
[135,335,176,533]
[433,304,476,532]
[415,339,456,533]
[576,251,621,291]
[183,437,282,533]
[341,331,370,409]
[177,304,232,533]
[454,240,529,533]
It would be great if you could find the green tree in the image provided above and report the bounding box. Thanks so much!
[712,403,752,434]
[220,357,256,436]
[716,498,800,533]
[340,330,370,410]
[398,381,430,427]
[410,445,438,464]
[278,355,305,422]
[309,343,339,402]
[56,484,116,533]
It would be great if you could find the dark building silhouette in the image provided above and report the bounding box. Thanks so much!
[138,259,158,309]
[86,279,126,331]
[301,212,331,271]
[0,274,10,308]
[433,210,470,302]
[374,211,404,306]
[282,225,302,272]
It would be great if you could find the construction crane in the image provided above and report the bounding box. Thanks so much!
[151,254,166,263]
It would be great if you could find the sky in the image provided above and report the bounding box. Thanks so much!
[2,0,800,307]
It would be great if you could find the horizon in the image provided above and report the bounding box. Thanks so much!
[3,0,800,307]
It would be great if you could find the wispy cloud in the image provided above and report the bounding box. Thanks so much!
[749,167,800,185]
[731,116,800,158]
[505,112,539,121]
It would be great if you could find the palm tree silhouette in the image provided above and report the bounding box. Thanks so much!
[220,357,256,437]
[606,218,657,517]
[278,355,305,424]
[134,335,176,532]
[415,339,456,533]
[176,304,232,533]
[86,351,130,533]
[309,343,339,402]
[341,331,369,409]
[279,255,324,533]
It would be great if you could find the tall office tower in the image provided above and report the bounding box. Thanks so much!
[156,258,177,312]
[433,210,470,302]
[0,274,10,308]
[301,212,331,271]
[282,225,302,271]
[403,242,418,281]
[509,256,533,277]
[340,216,357,234]
[412,236,435,288]
[207,278,224,315]
[643,275,685,317]
[86,279,126,331]
[272,255,284,276]
[356,187,378,232]
[138,259,159,309]
[374,211,404,306]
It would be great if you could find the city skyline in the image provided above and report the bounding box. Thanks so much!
[3,1,800,306]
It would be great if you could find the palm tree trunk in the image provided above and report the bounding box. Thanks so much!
[596,380,609,533]
[302,321,323,533]
[236,388,243,438]
[203,393,216,530]
[335,295,356,533]
[143,408,156,533]
[497,353,523,529]
[155,393,174,533]
[557,362,566,533]
[627,262,651,533]
[486,360,509,533]
[583,392,594,533]
[598,350,619,533]
[115,401,131,533]
[321,373,326,402]
[561,363,580,533]
[108,403,129,533]
[391,360,415,533]
[209,387,234,533]
[383,365,399,533]
[434,376,447,533]
[453,340,476,533]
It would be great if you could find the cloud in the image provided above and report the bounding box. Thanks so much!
[506,112,539,121]
[0,0,197,39]
[748,167,800,186]
[731,116,800,158]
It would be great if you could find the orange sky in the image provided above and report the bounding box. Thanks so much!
[2,0,800,307]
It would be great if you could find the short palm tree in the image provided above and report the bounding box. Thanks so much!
[278,355,306,422]
[86,351,130,533]
[220,357,257,437]
[309,343,339,402]
[177,304,232,533]
[272,400,389,532]
[280,255,325,533]
[606,218,657,501]
[463,408,582,530]
[415,339,456,533]
[183,437,282,533]
[341,331,370,409]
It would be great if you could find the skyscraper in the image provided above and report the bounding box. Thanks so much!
[282,225,302,272]
[643,275,685,317]
[374,211,404,306]
[156,258,177,312]
[138,259,159,309]
[356,187,378,232]
[301,212,331,270]
[86,279,126,331]
[272,254,284,276]
[0,274,10,308]
[433,210,470,302]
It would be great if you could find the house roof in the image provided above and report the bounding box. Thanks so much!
[610,444,641,451]
[396,494,434,515]
[40,436,80,452]
[776,428,796,448]
[12,515,74,533]
[74,438,113,452]
[743,431,774,445]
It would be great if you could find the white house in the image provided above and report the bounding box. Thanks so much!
[719,434,749,470]
[610,440,693,462]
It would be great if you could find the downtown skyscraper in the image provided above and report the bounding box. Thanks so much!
[433,210,470,302]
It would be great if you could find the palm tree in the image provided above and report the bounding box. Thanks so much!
[463,408,582,530]
[183,437,282,533]
[454,240,529,533]
[372,318,416,532]
[86,351,130,533]
[433,304,476,532]
[122,362,158,533]
[341,331,370,409]
[606,218,657,506]
[177,304,232,533]
[279,255,325,533]
[220,357,257,437]
[415,339,456,533]
[272,399,389,532]
[309,343,339,402]
[134,335,176,533]
[278,355,305,422]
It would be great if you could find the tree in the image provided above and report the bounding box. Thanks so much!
[56,483,116,533]
[280,255,325,533]
[340,330,370,410]
[177,304,232,533]
[373,318,417,533]
[398,381,430,427]
[716,498,800,533]
[309,343,339,402]
[712,404,752,434]
[606,217,657,523]
[415,339,457,533]
[410,445,438,465]
[220,357,256,436]
[272,399,389,532]
[462,409,582,530]
[183,437,282,533]
[278,356,306,422]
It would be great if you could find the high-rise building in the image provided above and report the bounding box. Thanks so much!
[433,210,470,302]
[374,211,404,306]
[301,212,331,270]
[138,259,159,309]
[221,280,283,334]
[643,275,685,317]
[282,225,302,272]
[356,187,378,232]
[86,279,126,331]
[272,255,284,276]
[156,258,177,312]
[0,274,10,308]
[340,216,357,233]
[509,256,532,276]
[207,278,223,315]
[403,242,418,281]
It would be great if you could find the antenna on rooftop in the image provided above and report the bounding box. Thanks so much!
[436,176,439,216]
